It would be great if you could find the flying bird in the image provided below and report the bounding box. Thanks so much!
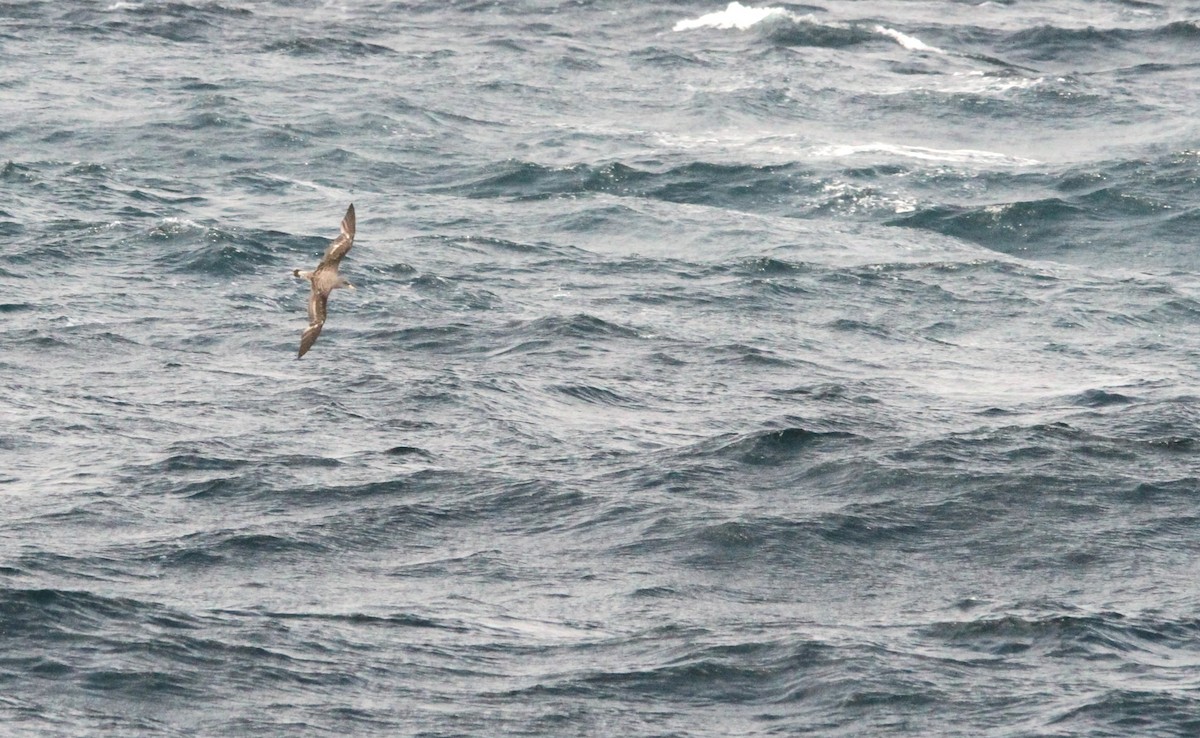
[293,203,356,358]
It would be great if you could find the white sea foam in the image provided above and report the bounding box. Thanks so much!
[944,71,1043,95]
[810,143,1040,167]
[821,180,918,215]
[674,6,948,59]
[872,71,1044,98]
[158,216,204,227]
[673,2,790,32]
[873,25,946,54]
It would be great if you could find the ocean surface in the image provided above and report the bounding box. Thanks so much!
[3,1,1200,735]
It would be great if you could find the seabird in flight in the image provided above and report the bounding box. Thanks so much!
[292,203,356,358]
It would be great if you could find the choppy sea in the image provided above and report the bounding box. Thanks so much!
[3,1,1200,735]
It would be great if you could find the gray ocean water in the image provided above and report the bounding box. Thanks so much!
[3,1,1200,735]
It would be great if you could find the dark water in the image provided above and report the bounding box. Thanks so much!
[3,1,1200,735]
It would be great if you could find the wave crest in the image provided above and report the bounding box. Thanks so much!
[673,2,789,32]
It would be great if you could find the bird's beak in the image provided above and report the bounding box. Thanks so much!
[346,282,356,291]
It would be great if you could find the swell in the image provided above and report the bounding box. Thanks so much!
[765,17,877,49]
[0,586,381,713]
[59,2,254,43]
[444,160,819,212]
[997,20,1200,64]
[262,38,396,56]
[923,608,1200,658]
[889,152,1200,266]
[148,219,281,276]
[442,152,1200,269]
[506,635,835,705]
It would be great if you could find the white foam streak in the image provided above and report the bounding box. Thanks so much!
[810,143,1039,167]
[673,2,790,32]
[942,72,1043,95]
[873,25,946,54]
[673,6,949,60]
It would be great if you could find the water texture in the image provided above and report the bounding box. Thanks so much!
[2,1,1200,736]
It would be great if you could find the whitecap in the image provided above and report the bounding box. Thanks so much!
[673,2,791,32]
[809,143,1040,167]
[867,70,1043,98]
[150,217,206,237]
[873,25,946,54]
[939,71,1043,95]
[821,180,918,215]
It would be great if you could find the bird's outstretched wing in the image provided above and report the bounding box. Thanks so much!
[320,203,355,267]
[298,290,328,358]
[298,321,323,358]
[306,288,328,327]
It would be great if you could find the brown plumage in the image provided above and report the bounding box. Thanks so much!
[292,203,356,358]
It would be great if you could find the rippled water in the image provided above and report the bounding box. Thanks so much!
[3,1,1200,736]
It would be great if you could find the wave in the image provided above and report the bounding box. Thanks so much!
[1053,690,1200,736]
[810,143,1039,167]
[504,313,643,341]
[675,423,865,466]
[550,638,831,703]
[447,155,1034,225]
[924,607,1200,664]
[888,198,1087,256]
[1067,388,1133,408]
[550,383,636,406]
[670,5,1200,73]
[102,1,252,17]
[263,38,396,57]
[709,342,797,366]
[0,587,168,633]
[672,2,790,32]
[673,3,946,53]
[150,219,278,276]
[887,70,1045,96]
[873,24,945,54]
[364,323,477,354]
[888,151,1200,265]
[1001,22,1200,58]
[723,426,863,464]
[1,160,33,181]
[448,159,816,213]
